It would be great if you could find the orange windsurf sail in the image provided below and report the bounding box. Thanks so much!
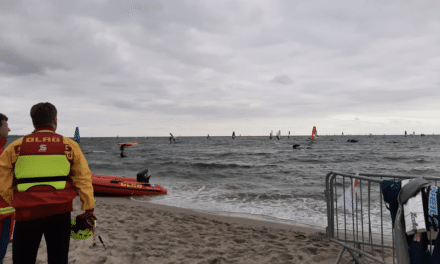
[312,126,318,141]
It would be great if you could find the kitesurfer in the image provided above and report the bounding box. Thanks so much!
[0,103,96,264]
[0,113,15,263]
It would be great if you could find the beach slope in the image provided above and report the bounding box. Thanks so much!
[4,197,349,264]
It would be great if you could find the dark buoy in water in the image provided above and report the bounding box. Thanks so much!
[137,169,151,183]
[347,139,358,142]
[293,144,300,149]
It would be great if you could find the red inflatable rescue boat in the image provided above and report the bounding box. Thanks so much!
[118,142,139,146]
[91,170,167,196]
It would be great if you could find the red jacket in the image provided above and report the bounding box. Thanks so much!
[0,138,6,155]
[0,137,14,240]
[0,127,95,221]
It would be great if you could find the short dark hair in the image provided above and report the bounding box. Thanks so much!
[0,113,8,127]
[30,102,57,128]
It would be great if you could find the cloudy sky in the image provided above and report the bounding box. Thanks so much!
[1,0,439,137]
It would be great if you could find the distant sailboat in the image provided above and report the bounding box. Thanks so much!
[276,130,281,140]
[232,131,235,139]
[269,130,273,140]
[288,131,290,139]
[207,134,211,140]
[311,126,318,141]
[74,127,80,144]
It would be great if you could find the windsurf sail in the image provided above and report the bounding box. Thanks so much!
[270,130,273,140]
[169,133,176,143]
[311,126,318,141]
[232,131,235,139]
[337,173,359,214]
[276,130,281,140]
[405,131,407,137]
[288,131,290,139]
[74,127,80,144]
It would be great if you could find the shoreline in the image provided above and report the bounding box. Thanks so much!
[102,196,326,234]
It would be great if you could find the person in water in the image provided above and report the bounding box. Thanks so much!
[0,113,15,263]
[292,144,311,150]
[0,103,96,264]
[120,144,127,158]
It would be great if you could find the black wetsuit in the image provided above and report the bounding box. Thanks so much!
[120,145,126,158]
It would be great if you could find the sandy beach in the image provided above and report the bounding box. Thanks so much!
[3,196,377,264]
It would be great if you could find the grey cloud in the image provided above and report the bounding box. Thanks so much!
[0,49,45,76]
[1,0,440,136]
[271,75,293,85]
[0,0,22,13]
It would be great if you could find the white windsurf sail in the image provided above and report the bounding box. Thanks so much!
[276,130,281,140]
[337,173,359,214]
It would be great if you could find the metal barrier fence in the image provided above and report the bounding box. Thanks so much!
[325,171,440,264]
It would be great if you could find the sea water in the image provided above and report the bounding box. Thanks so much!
[6,134,440,232]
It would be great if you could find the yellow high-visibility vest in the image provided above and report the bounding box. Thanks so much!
[14,155,71,192]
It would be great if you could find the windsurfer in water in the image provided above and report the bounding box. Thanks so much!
[292,144,311,150]
[169,133,176,143]
[120,144,127,158]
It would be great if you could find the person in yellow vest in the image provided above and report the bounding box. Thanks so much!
[0,103,96,264]
[0,113,15,264]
